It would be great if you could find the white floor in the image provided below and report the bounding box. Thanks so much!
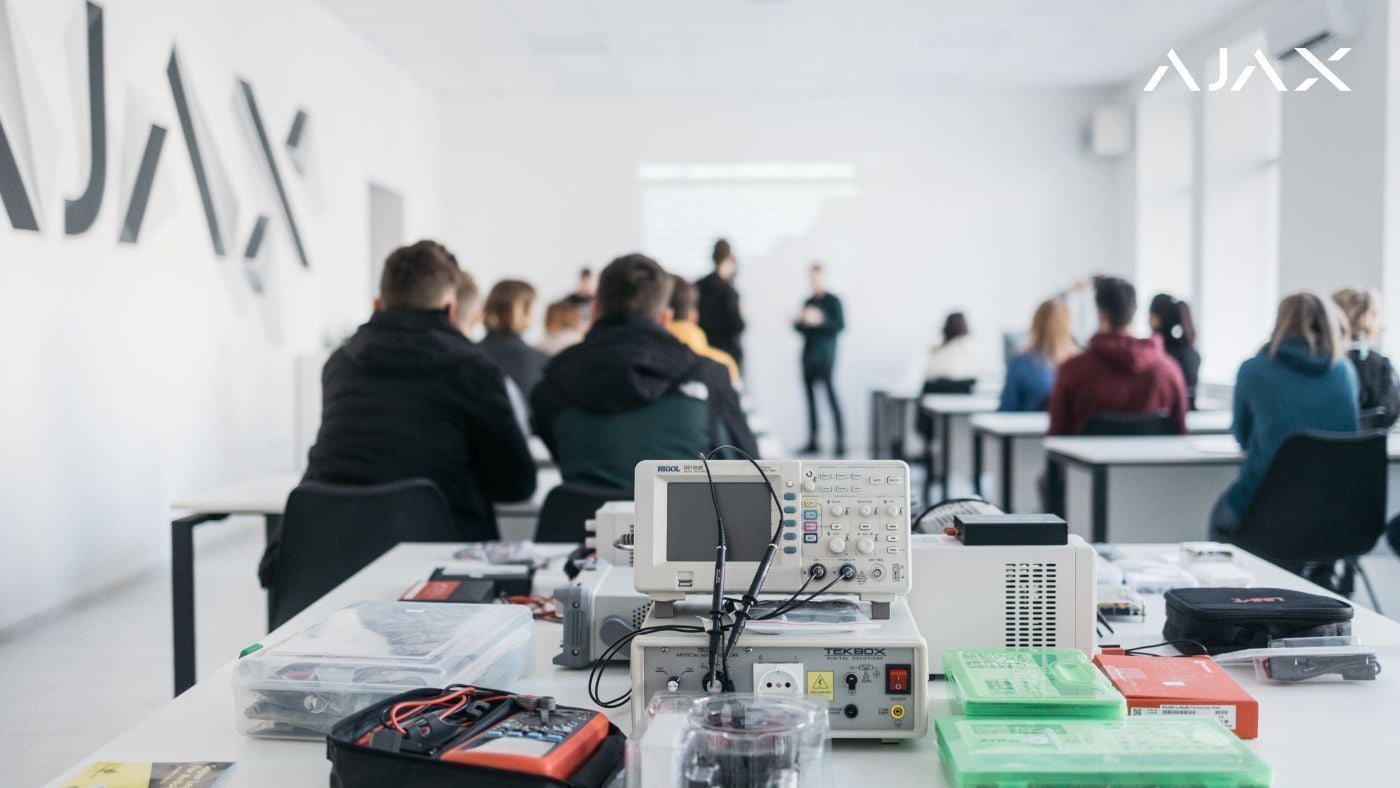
[3,516,1400,787]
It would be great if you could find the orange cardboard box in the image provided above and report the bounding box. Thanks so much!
[1094,653,1259,739]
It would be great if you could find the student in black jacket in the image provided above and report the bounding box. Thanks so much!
[695,238,746,368]
[262,241,536,586]
[1333,287,1400,426]
[1149,294,1202,410]
[479,279,549,397]
[532,253,758,489]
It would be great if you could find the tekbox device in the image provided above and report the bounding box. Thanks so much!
[633,459,912,618]
[552,562,651,669]
[629,597,928,740]
[910,534,1097,674]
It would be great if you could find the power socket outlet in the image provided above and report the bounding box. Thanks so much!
[752,663,804,697]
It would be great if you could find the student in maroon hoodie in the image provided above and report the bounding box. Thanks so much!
[1047,277,1188,435]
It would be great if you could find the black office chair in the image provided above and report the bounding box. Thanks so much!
[1229,430,1387,612]
[1359,407,1389,431]
[1081,410,1175,436]
[266,479,458,629]
[918,378,978,503]
[535,482,633,544]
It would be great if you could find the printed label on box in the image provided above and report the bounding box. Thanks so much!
[1131,704,1237,730]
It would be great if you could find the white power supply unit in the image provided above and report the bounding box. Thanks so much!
[909,534,1097,673]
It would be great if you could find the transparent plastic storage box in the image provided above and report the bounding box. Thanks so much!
[232,601,534,739]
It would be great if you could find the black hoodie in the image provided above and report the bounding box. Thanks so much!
[301,309,537,535]
[530,316,758,484]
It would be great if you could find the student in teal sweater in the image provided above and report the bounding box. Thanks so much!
[1210,293,1360,540]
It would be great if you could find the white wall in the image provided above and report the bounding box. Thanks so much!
[0,0,444,629]
[442,93,1125,452]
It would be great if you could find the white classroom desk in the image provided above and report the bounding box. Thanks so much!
[970,410,1232,513]
[1045,434,1400,544]
[918,393,1001,502]
[47,542,1400,788]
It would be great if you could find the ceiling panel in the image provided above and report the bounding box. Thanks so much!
[319,0,1265,98]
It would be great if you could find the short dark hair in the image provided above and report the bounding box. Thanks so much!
[668,274,698,319]
[579,267,592,278]
[597,254,674,320]
[942,312,969,344]
[712,239,732,266]
[1095,277,1137,328]
[379,240,461,310]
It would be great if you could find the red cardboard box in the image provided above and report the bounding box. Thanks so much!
[1094,653,1259,739]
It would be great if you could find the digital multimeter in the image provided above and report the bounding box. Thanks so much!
[440,707,611,780]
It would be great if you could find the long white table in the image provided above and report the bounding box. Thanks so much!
[918,394,1001,503]
[1045,434,1400,544]
[970,410,1232,513]
[49,542,1400,787]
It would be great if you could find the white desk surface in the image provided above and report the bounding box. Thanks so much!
[1046,434,1400,466]
[173,468,562,518]
[972,409,1233,438]
[918,393,1002,415]
[47,543,1400,787]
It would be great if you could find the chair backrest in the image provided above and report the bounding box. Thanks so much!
[1232,430,1387,565]
[535,482,633,544]
[1359,407,1389,430]
[268,479,457,629]
[922,378,977,395]
[1081,410,1174,436]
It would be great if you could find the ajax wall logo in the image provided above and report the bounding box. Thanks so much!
[1144,47,1351,92]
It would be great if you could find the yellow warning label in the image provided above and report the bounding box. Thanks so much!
[807,671,835,700]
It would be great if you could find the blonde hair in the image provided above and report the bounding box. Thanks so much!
[483,280,537,334]
[1025,298,1077,366]
[543,299,583,334]
[1269,292,1346,362]
[1332,286,1382,343]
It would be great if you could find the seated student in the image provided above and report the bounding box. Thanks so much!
[666,274,741,387]
[999,298,1077,412]
[531,254,758,489]
[1149,294,1202,410]
[1209,292,1360,540]
[1047,277,1188,435]
[537,299,585,356]
[479,280,549,397]
[265,241,536,582]
[924,312,981,386]
[1332,287,1400,427]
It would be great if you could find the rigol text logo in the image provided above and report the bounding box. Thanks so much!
[1144,47,1350,92]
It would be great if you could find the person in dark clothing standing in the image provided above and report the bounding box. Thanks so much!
[263,241,537,586]
[479,279,549,397]
[1149,294,1202,410]
[1332,287,1400,427]
[795,263,845,455]
[696,238,746,368]
[532,253,758,489]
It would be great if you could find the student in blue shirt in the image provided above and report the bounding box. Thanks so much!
[1209,292,1360,540]
[999,298,1078,412]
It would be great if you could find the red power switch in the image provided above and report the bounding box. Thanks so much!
[885,665,911,694]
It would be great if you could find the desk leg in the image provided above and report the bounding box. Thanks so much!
[972,430,984,498]
[171,513,226,697]
[939,414,952,502]
[1000,436,1013,512]
[1091,465,1108,543]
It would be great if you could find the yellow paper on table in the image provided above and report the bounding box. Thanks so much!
[63,761,234,788]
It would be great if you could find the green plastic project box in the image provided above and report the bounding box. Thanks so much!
[943,648,1126,719]
[935,716,1272,787]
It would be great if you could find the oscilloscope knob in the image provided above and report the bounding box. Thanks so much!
[802,480,817,492]
[828,536,848,554]
[859,505,875,517]
[856,536,877,555]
